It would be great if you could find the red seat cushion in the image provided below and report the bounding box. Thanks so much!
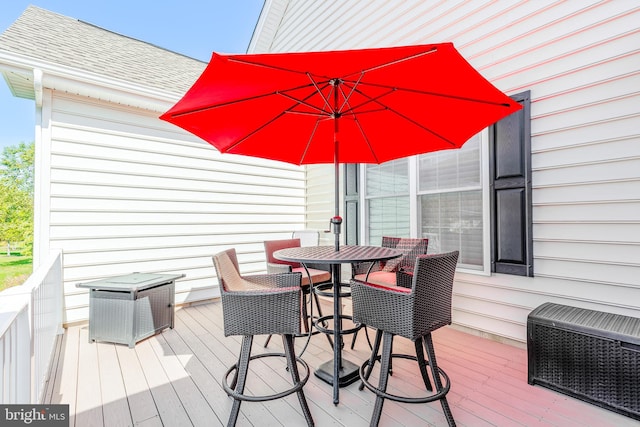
[293,267,331,286]
[264,239,302,268]
[354,271,397,287]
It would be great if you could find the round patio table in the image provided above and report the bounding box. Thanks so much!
[274,244,402,405]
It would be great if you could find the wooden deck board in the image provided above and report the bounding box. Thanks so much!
[114,342,161,426]
[46,300,639,426]
[75,327,104,427]
[51,325,79,426]
[134,338,193,426]
[42,331,63,404]
[160,324,226,426]
[148,334,219,426]
[96,342,133,427]
[179,306,282,426]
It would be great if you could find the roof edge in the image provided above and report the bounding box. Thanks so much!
[0,50,179,112]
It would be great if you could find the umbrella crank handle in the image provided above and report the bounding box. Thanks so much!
[324,216,342,235]
[326,216,342,251]
[329,216,342,235]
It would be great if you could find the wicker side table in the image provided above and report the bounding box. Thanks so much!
[77,272,184,348]
[528,302,640,420]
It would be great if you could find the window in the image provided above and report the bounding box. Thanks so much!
[364,158,410,246]
[418,134,486,270]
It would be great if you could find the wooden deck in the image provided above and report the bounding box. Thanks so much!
[43,300,638,426]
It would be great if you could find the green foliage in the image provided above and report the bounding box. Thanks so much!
[0,255,32,291]
[0,141,34,255]
[1,141,34,195]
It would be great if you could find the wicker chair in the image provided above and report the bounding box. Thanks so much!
[212,248,314,427]
[264,238,331,346]
[350,237,429,349]
[292,229,321,246]
[351,251,459,427]
[352,236,429,288]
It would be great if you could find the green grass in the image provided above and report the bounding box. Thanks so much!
[0,255,33,291]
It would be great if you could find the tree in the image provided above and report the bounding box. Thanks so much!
[1,141,34,195]
[0,141,34,255]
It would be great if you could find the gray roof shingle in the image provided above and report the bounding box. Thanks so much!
[0,6,206,95]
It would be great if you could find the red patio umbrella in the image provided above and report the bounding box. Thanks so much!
[160,43,522,250]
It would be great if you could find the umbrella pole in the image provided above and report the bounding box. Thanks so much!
[331,101,342,252]
[332,160,341,252]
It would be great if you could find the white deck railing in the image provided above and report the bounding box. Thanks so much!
[0,250,63,403]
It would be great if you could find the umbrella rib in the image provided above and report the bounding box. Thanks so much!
[167,82,319,117]
[347,80,514,108]
[228,47,438,85]
[307,73,337,114]
[298,118,322,164]
[167,93,271,117]
[337,82,395,116]
[337,72,365,114]
[340,47,439,80]
[386,106,458,147]
[352,115,380,163]
[222,89,331,154]
[222,110,289,153]
[342,83,459,148]
[227,56,314,76]
[336,84,380,163]
[278,89,333,117]
[285,111,335,119]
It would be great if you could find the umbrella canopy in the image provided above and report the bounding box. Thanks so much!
[160,43,522,250]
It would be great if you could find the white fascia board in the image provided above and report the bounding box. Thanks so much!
[0,50,179,112]
[0,60,31,76]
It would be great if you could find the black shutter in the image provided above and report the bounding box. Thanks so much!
[344,163,359,245]
[490,91,532,276]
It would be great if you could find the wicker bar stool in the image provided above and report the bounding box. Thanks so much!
[351,251,459,427]
[263,238,332,347]
[352,237,429,287]
[350,237,429,349]
[212,249,314,427]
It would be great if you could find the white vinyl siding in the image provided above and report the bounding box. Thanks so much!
[44,93,305,324]
[303,164,335,245]
[250,0,640,343]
